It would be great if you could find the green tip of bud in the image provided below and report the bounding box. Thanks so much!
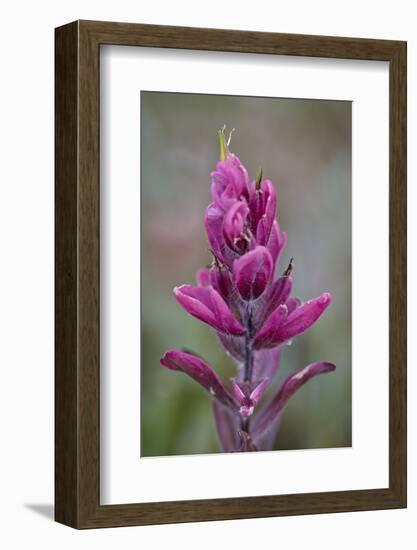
[255,166,263,190]
[218,126,227,161]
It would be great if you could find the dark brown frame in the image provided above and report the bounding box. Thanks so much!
[55,20,407,529]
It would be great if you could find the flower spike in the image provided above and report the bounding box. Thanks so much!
[161,130,336,453]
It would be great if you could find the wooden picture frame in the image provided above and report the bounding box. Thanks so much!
[55,20,407,529]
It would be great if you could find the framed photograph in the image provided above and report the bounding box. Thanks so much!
[55,20,407,528]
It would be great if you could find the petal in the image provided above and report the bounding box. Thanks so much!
[231,380,246,402]
[196,268,210,287]
[252,361,336,438]
[232,246,273,300]
[210,179,234,210]
[286,296,301,315]
[209,287,246,335]
[255,180,277,245]
[254,304,288,349]
[267,220,286,271]
[211,153,250,209]
[277,292,332,341]
[223,201,249,249]
[255,214,268,246]
[259,179,277,211]
[174,285,245,335]
[248,179,276,233]
[212,182,241,212]
[250,379,269,404]
[248,182,262,231]
[204,203,225,262]
[267,275,293,310]
[256,275,293,328]
[160,350,237,411]
[209,267,231,302]
[213,400,240,452]
[174,284,216,325]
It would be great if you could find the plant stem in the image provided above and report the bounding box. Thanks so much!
[244,304,254,383]
[241,416,249,432]
[241,304,254,434]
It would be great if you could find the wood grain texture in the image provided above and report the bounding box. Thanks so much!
[388,41,407,504]
[55,20,407,529]
[55,21,79,527]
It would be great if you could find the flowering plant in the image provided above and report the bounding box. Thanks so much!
[160,129,336,452]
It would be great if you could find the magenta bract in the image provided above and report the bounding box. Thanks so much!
[173,284,245,335]
[232,246,273,301]
[160,350,238,411]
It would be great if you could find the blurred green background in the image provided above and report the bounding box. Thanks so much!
[140,91,352,457]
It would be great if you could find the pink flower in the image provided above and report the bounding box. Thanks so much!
[223,201,250,252]
[232,246,273,301]
[161,128,336,453]
[231,379,269,417]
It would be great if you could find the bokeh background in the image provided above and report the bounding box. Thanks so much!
[140,91,351,457]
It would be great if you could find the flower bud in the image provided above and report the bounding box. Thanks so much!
[232,245,273,301]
